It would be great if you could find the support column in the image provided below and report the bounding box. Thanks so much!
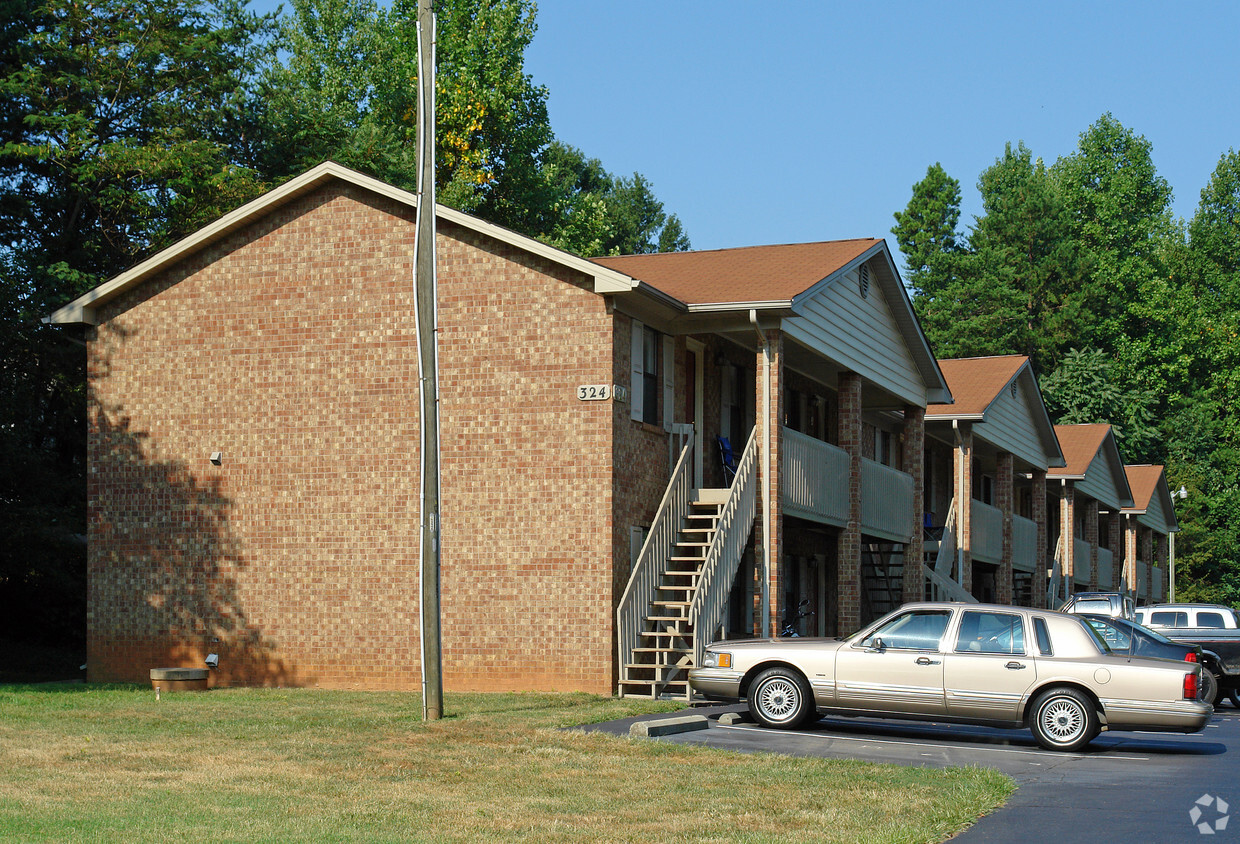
[1155,532,1169,602]
[1108,511,1123,591]
[837,371,863,635]
[1032,469,1048,608]
[1060,482,1076,598]
[1141,527,1153,601]
[954,424,974,594]
[902,406,925,604]
[997,452,1014,605]
[1084,498,1099,591]
[754,328,784,636]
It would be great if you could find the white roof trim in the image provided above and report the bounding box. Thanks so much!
[45,161,637,325]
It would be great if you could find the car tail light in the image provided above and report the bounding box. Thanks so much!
[1184,671,1199,700]
[1185,652,1198,663]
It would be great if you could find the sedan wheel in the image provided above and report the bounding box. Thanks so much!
[1030,687,1099,752]
[747,668,813,729]
[1201,670,1219,706]
[1229,687,1240,709]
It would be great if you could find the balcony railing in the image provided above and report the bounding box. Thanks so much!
[971,500,1003,564]
[1073,538,1092,586]
[782,429,848,526]
[1013,514,1037,573]
[782,428,913,542]
[861,458,914,542]
[1097,547,1113,590]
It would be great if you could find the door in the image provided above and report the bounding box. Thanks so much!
[686,339,705,488]
[833,608,950,715]
[943,609,1038,721]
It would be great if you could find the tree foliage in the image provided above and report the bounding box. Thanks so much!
[0,0,689,664]
[257,0,688,254]
[894,117,1240,604]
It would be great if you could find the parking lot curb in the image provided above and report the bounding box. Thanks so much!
[629,715,710,738]
[717,711,750,725]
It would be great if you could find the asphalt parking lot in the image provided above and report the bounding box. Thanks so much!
[587,702,1240,842]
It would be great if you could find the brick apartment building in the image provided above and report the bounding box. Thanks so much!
[49,162,957,695]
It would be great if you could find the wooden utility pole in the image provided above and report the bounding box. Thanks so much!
[414,0,443,721]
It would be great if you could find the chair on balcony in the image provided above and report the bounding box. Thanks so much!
[717,436,738,485]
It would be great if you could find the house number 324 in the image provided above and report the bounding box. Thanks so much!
[577,384,611,401]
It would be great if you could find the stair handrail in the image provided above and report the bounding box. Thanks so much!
[934,498,957,576]
[689,427,759,670]
[616,433,695,691]
[922,562,979,603]
[1047,531,1065,607]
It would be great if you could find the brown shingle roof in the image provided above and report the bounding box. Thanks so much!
[926,356,1028,417]
[1124,465,1166,512]
[1049,424,1113,478]
[592,239,881,305]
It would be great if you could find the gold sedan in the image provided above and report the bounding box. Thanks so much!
[689,602,1213,751]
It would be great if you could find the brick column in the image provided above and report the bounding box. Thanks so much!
[1155,532,1169,601]
[837,371,863,635]
[1060,483,1076,598]
[1108,512,1123,591]
[997,452,1014,605]
[754,329,784,636]
[1084,498,1099,591]
[902,406,926,604]
[1032,469,1048,608]
[954,424,973,594]
[1141,527,1153,601]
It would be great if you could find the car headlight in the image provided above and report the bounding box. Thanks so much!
[702,651,732,669]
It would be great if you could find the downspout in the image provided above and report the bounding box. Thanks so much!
[750,309,771,636]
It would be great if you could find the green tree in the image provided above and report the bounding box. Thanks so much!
[891,162,963,298]
[1039,347,1160,460]
[258,0,687,254]
[0,0,273,658]
[1053,115,1176,349]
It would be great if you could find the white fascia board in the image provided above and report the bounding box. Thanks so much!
[45,161,636,325]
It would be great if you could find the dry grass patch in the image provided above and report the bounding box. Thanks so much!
[0,684,1012,842]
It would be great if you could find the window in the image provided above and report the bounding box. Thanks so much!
[1086,618,1132,651]
[630,320,672,428]
[1151,611,1188,628]
[642,326,659,425]
[1198,612,1226,629]
[860,609,951,651]
[1034,617,1053,656]
[955,610,1025,655]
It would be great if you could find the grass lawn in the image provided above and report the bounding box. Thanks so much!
[0,685,1012,842]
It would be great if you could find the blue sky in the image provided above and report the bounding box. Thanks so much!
[252,1,1240,256]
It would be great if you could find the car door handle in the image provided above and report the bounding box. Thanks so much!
[915,656,941,665]
[1005,661,1026,670]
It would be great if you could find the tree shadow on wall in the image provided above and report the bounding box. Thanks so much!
[88,341,298,687]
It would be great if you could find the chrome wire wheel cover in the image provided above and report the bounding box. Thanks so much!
[755,676,800,722]
[1040,696,1086,743]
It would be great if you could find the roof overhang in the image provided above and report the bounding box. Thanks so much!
[45,161,639,326]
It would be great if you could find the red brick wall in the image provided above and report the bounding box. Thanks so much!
[86,184,617,692]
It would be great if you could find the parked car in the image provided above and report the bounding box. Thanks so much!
[1079,614,1215,704]
[1059,591,1135,621]
[1135,603,1239,630]
[689,602,1212,752]
[1133,604,1240,708]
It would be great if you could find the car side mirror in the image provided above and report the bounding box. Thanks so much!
[866,637,885,653]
